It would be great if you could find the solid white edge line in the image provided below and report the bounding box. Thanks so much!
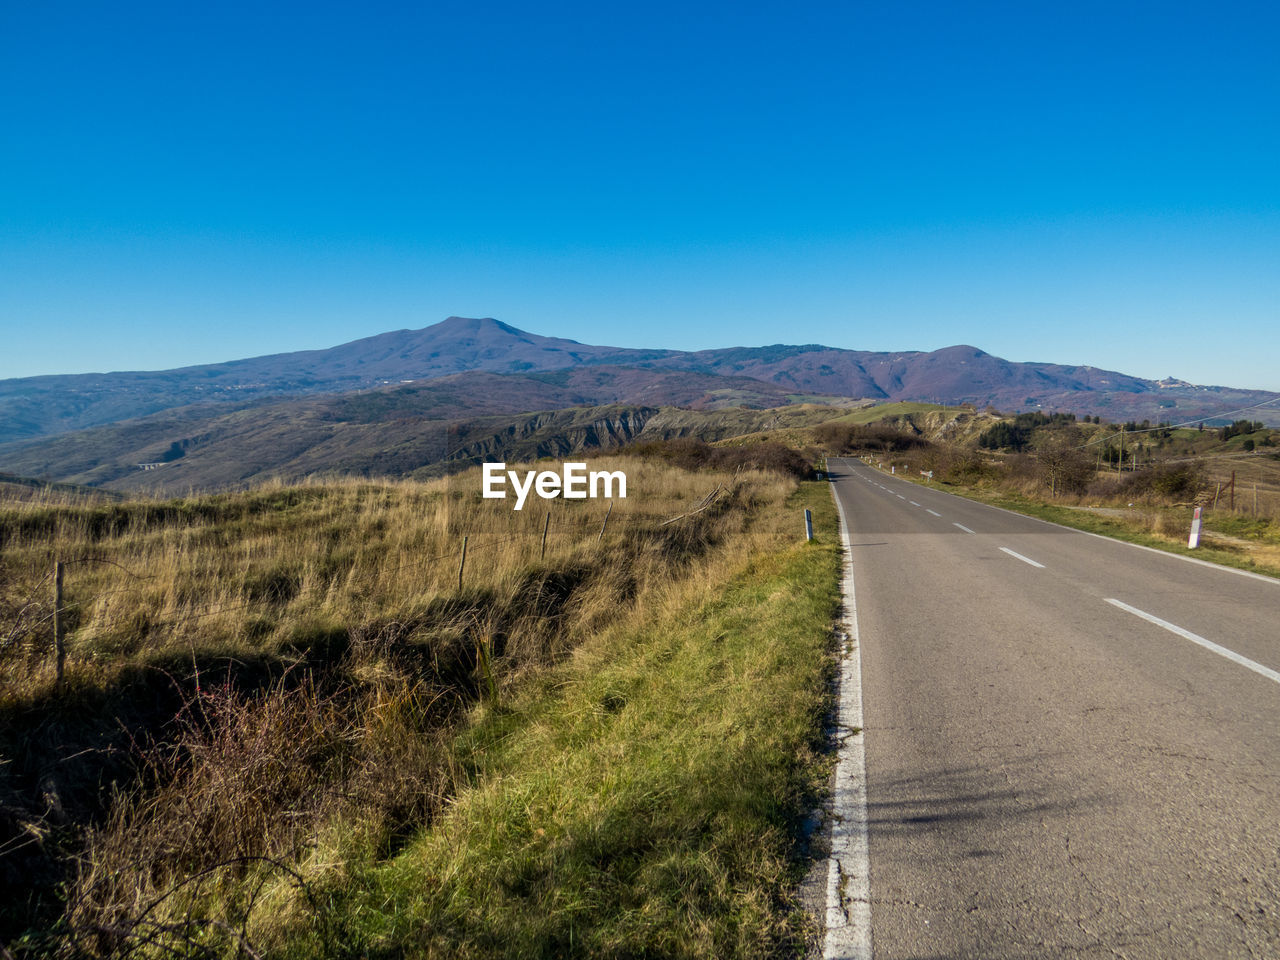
[847,457,1279,587]
[1105,599,1280,686]
[999,546,1045,569]
[826,469,874,960]
[953,523,975,534]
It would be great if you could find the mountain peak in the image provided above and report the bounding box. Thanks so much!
[936,344,989,358]
[436,316,511,332]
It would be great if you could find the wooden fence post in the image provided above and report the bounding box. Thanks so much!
[53,559,65,686]
[541,511,550,560]
[457,536,468,590]
[598,502,613,543]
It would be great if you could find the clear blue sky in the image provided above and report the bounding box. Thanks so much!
[3,1,1278,389]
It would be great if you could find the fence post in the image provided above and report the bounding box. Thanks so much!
[53,559,65,686]
[598,502,613,543]
[541,511,550,560]
[804,508,813,542]
[457,536,468,590]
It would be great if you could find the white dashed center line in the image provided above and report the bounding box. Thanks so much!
[926,509,941,517]
[999,547,1045,569]
[1105,599,1280,686]
[954,523,975,534]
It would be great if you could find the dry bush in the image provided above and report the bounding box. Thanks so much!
[1086,475,1122,500]
[938,449,998,485]
[65,669,450,957]
[812,422,930,455]
[1082,462,1208,506]
[1117,461,1208,504]
[1031,430,1093,497]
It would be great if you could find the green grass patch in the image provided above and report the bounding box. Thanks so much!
[826,401,950,425]
[260,483,843,958]
[1203,514,1279,543]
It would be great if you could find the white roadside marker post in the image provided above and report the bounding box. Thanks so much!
[804,508,814,541]
[1188,506,1203,549]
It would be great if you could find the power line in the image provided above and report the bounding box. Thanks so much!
[1082,395,1280,448]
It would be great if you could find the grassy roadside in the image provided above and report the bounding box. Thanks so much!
[878,468,1280,580]
[3,471,845,956]
[254,481,843,958]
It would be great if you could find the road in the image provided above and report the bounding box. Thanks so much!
[823,457,1280,959]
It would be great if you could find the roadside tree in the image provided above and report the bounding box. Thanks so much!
[1032,428,1093,497]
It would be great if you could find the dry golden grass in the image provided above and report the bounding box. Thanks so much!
[1,458,806,955]
[2,458,767,684]
[1199,453,1280,518]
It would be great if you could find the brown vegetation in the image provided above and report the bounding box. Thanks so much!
[618,436,814,479]
[1,459,801,955]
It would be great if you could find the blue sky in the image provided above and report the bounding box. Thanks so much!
[3,1,1278,389]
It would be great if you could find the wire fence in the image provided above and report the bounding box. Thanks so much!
[3,484,736,686]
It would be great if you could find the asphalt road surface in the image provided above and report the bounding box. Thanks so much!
[825,457,1280,959]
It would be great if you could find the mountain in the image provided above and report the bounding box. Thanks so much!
[2,317,1277,451]
[0,367,854,493]
[0,317,678,443]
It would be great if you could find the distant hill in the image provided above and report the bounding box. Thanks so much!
[0,318,680,443]
[0,366,856,493]
[0,472,123,503]
[2,316,1276,452]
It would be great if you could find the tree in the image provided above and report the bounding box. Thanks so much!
[1033,428,1093,496]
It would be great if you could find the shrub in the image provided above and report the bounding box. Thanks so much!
[977,412,1077,452]
[941,450,996,484]
[1032,429,1093,496]
[1222,420,1266,441]
[812,422,930,455]
[1116,461,1207,502]
[978,421,1030,451]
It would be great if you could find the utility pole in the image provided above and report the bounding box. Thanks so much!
[1117,426,1124,474]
